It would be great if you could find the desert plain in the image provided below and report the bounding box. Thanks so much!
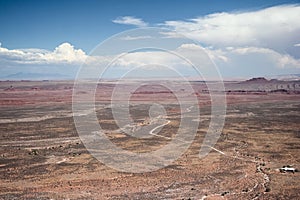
[0,78,299,199]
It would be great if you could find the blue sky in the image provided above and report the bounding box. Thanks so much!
[0,0,300,79]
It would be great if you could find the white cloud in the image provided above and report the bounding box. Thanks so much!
[205,46,300,77]
[205,48,229,63]
[119,35,152,40]
[155,4,300,77]
[5,5,300,79]
[110,44,300,72]
[159,31,184,38]
[112,50,186,69]
[0,42,87,65]
[112,16,148,27]
[162,5,300,54]
[225,46,300,68]
[108,43,217,70]
[1,42,299,79]
[177,43,203,51]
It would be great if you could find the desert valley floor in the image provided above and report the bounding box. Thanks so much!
[0,80,299,199]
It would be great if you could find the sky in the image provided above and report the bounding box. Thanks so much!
[0,0,300,79]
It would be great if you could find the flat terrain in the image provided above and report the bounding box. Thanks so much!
[0,80,299,199]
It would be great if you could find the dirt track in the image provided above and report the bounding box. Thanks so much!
[0,80,299,199]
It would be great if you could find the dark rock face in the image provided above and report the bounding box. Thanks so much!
[245,77,269,83]
[228,77,300,92]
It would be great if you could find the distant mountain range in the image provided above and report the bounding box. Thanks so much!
[0,72,299,81]
[268,74,300,81]
[244,77,269,83]
[0,72,72,80]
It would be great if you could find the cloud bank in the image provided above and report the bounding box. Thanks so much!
[1,5,300,79]
[0,42,87,65]
[162,4,300,53]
